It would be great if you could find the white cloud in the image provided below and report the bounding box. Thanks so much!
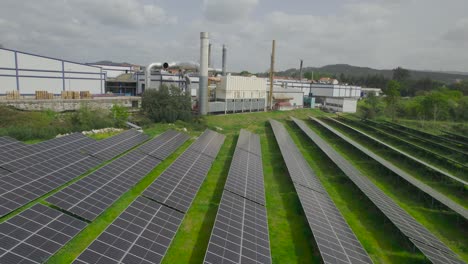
[0,0,467,73]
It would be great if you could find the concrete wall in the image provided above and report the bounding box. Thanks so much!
[0,97,141,112]
[0,48,104,95]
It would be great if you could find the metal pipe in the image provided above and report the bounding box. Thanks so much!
[299,59,303,80]
[269,40,275,110]
[208,43,212,68]
[222,44,227,76]
[199,32,209,115]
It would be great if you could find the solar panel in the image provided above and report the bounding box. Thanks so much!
[204,191,271,264]
[47,131,189,221]
[0,135,95,173]
[187,129,225,158]
[0,133,90,163]
[269,119,326,194]
[292,117,464,263]
[270,119,372,264]
[235,129,262,156]
[410,238,464,264]
[0,137,25,153]
[47,152,161,221]
[0,154,101,217]
[0,204,87,264]
[0,136,19,146]
[315,117,468,220]
[143,130,225,213]
[223,130,265,205]
[294,184,372,264]
[79,129,149,161]
[138,130,190,160]
[73,197,183,264]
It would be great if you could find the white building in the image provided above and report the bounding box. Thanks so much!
[267,78,361,98]
[216,75,266,100]
[0,48,104,95]
[323,97,358,113]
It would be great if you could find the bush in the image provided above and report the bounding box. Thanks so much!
[110,104,129,128]
[69,104,114,131]
[141,84,192,123]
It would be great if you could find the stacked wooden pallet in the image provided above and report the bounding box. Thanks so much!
[35,91,54,100]
[61,91,81,99]
[80,91,92,99]
[6,91,20,100]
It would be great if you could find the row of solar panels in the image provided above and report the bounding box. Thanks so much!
[0,129,150,217]
[290,117,464,264]
[317,117,468,220]
[270,119,373,264]
[0,129,192,263]
[0,129,226,263]
[74,129,225,264]
[204,129,271,264]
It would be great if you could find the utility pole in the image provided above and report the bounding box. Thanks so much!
[269,40,275,111]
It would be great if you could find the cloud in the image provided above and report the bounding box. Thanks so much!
[203,0,259,24]
[0,0,467,73]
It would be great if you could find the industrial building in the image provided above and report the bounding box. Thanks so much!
[0,47,105,95]
[323,97,358,113]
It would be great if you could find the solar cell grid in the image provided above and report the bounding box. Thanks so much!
[223,141,265,205]
[0,204,87,264]
[0,133,94,169]
[271,119,373,264]
[294,184,372,264]
[47,131,188,221]
[0,136,96,173]
[269,119,326,194]
[73,197,183,264]
[204,191,271,264]
[143,130,225,213]
[139,131,190,160]
[236,129,262,156]
[293,117,464,263]
[0,136,19,146]
[0,155,101,217]
[47,152,161,221]
[410,238,464,264]
[80,129,149,161]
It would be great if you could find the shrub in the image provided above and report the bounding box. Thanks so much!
[141,84,192,123]
[110,104,129,128]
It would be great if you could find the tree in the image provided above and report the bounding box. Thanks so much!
[385,80,401,121]
[239,70,252,76]
[392,67,410,82]
[141,84,192,123]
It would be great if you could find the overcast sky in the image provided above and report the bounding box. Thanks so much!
[1,0,467,73]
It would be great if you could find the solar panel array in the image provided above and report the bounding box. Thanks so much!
[0,204,87,263]
[0,130,151,218]
[73,197,183,264]
[74,129,225,264]
[47,130,189,221]
[0,136,25,152]
[271,119,372,264]
[143,129,225,213]
[80,129,149,161]
[316,117,468,220]
[293,117,464,264]
[0,133,88,163]
[0,134,96,173]
[0,154,101,217]
[204,129,271,264]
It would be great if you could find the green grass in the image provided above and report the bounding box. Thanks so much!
[302,118,468,261]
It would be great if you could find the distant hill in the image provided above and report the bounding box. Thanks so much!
[264,64,468,84]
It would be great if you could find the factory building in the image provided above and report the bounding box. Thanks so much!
[0,47,104,95]
[323,97,358,113]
